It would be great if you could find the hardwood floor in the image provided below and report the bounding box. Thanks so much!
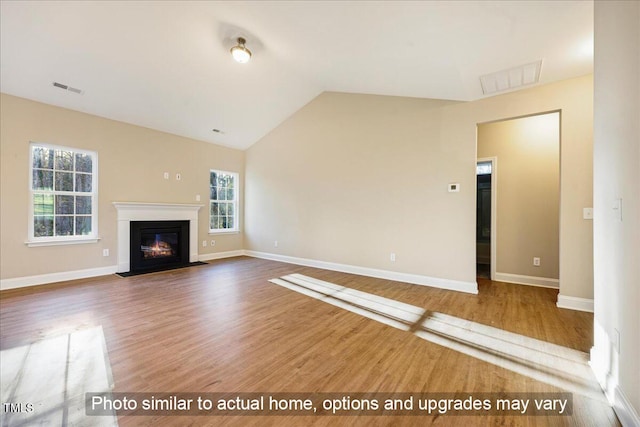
[0,256,619,426]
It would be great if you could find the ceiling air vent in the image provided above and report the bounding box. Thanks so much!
[480,60,542,95]
[52,81,84,95]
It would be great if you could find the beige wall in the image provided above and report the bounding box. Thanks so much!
[0,93,244,280]
[1,76,594,302]
[246,94,468,282]
[245,75,593,299]
[593,0,639,419]
[478,113,560,280]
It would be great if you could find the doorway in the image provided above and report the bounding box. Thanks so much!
[476,159,495,279]
[476,112,560,287]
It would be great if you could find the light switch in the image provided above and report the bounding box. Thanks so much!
[448,183,460,193]
[583,208,593,220]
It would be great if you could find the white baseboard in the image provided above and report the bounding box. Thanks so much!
[199,250,245,262]
[590,321,640,426]
[245,250,478,294]
[0,265,118,291]
[1,250,479,296]
[0,250,245,291]
[557,294,594,312]
[494,272,559,288]
[614,386,640,427]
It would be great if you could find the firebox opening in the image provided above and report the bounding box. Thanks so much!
[129,220,190,274]
[141,233,178,259]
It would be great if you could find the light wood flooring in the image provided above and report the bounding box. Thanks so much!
[0,256,619,426]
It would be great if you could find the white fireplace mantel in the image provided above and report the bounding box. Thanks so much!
[113,202,203,273]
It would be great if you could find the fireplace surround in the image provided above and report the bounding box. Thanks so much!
[113,202,202,274]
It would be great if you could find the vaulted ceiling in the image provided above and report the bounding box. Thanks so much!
[0,1,593,150]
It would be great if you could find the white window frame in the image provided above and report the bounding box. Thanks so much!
[209,169,239,234]
[27,142,99,247]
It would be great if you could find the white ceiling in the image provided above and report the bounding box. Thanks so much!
[0,1,593,150]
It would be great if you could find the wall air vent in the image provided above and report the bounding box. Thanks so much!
[52,81,84,95]
[480,60,542,95]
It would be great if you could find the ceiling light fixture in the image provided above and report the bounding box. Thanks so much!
[230,37,252,64]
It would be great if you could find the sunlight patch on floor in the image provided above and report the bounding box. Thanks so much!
[0,326,117,426]
[270,274,604,402]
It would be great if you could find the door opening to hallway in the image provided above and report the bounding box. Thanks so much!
[476,160,493,279]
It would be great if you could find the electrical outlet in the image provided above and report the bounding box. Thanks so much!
[533,257,541,266]
[202,240,207,247]
[195,194,201,202]
[102,249,109,257]
[163,172,169,180]
[211,240,215,247]
[274,240,278,247]
[390,253,396,262]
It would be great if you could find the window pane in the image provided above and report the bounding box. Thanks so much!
[75,173,92,192]
[33,194,54,215]
[210,171,237,231]
[477,162,492,175]
[75,216,92,235]
[55,216,74,236]
[55,150,74,171]
[75,153,92,173]
[33,169,53,190]
[33,147,54,169]
[30,145,98,241]
[76,196,92,214]
[34,216,54,237]
[55,195,74,214]
[55,172,73,191]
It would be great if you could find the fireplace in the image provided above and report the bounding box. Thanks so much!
[113,202,203,274]
[130,220,190,273]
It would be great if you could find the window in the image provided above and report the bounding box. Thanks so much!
[29,143,98,244]
[209,170,238,233]
[476,161,492,175]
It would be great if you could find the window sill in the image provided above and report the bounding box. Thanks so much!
[25,237,101,247]
[208,230,240,236]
